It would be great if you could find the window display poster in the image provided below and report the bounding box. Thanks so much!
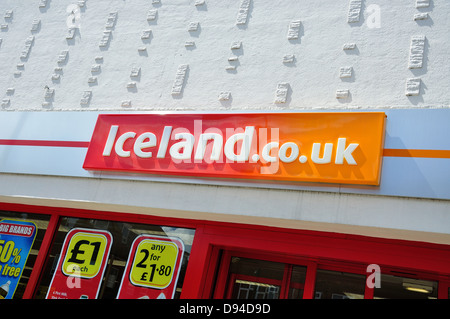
[46,228,113,299]
[0,219,37,299]
[117,235,185,299]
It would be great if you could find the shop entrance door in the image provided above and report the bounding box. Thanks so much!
[213,251,308,299]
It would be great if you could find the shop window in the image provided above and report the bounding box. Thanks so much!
[288,265,307,299]
[218,255,308,299]
[227,257,284,299]
[314,269,366,299]
[0,210,51,299]
[34,217,194,299]
[373,274,437,299]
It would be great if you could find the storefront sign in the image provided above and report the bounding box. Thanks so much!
[0,219,37,299]
[46,228,112,299]
[117,235,184,299]
[83,112,386,185]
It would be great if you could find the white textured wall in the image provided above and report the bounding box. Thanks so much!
[0,0,449,111]
[0,1,449,244]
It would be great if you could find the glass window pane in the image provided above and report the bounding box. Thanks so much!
[227,257,284,299]
[314,269,366,299]
[0,210,51,299]
[288,265,307,299]
[35,217,194,299]
[374,274,437,299]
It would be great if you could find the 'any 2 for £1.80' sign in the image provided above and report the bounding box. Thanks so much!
[117,235,185,299]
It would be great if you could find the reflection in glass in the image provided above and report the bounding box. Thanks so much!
[228,257,284,299]
[234,280,280,299]
[314,269,365,299]
[288,265,307,299]
[374,274,437,299]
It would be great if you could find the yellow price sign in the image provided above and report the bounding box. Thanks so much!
[130,239,179,289]
[62,231,109,279]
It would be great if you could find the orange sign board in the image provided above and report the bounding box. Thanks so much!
[83,112,386,186]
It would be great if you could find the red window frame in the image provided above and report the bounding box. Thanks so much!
[1,201,449,299]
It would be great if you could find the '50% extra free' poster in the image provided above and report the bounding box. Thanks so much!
[0,219,37,299]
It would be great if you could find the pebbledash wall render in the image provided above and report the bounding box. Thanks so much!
[0,0,449,298]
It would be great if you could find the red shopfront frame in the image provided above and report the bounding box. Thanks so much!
[190,225,450,299]
[0,202,449,299]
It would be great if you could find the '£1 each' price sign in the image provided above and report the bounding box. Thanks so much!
[62,231,109,279]
[46,228,112,299]
[117,235,185,299]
